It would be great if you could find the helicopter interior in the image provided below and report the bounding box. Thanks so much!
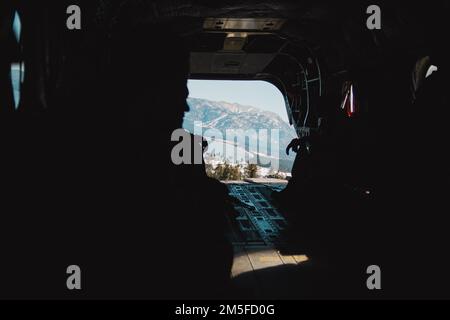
[1,0,449,299]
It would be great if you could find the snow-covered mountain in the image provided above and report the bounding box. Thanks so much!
[183,98,297,172]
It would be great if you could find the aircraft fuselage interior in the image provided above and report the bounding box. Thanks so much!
[1,0,449,300]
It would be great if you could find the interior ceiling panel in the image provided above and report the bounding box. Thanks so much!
[191,52,276,75]
[91,0,438,73]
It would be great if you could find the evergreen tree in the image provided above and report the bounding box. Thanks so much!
[245,163,259,178]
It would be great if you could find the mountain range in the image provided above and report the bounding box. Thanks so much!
[183,98,297,172]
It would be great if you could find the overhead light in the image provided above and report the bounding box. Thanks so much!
[223,32,248,51]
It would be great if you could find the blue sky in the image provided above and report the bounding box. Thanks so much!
[188,80,290,123]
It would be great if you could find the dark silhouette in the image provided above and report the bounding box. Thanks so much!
[75,24,234,299]
[2,0,450,300]
[1,23,233,299]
